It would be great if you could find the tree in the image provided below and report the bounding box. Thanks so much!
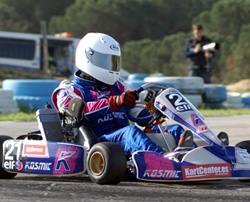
[122,38,160,74]
[158,33,189,76]
[0,2,26,32]
[0,0,75,33]
[231,24,250,82]
[193,0,250,40]
[122,33,189,77]
[49,0,216,44]
[1,0,249,84]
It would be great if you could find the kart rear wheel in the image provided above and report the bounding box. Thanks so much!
[87,142,126,185]
[235,140,250,154]
[0,136,17,179]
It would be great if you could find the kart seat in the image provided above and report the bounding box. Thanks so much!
[36,109,65,142]
[76,126,99,151]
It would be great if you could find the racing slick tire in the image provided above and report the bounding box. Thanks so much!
[235,140,250,182]
[235,140,250,154]
[0,136,17,179]
[87,142,126,185]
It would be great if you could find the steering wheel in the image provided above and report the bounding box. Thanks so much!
[125,83,169,125]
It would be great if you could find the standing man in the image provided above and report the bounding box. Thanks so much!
[184,23,215,83]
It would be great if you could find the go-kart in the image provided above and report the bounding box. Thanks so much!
[1,83,250,184]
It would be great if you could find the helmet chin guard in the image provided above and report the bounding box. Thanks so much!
[76,33,121,85]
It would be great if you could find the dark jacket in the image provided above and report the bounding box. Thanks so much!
[184,36,214,70]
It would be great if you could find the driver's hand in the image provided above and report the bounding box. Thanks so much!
[109,90,139,111]
[119,90,139,106]
[141,90,155,103]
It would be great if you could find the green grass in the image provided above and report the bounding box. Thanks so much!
[0,112,36,121]
[0,108,250,121]
[199,108,250,117]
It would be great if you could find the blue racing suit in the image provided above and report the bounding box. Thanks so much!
[52,70,184,156]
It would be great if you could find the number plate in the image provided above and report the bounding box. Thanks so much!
[3,140,23,170]
[165,91,192,112]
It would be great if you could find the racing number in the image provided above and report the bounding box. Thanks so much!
[166,93,191,112]
[5,141,22,160]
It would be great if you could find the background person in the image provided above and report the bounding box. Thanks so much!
[184,23,215,83]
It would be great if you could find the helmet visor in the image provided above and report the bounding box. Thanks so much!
[85,47,121,72]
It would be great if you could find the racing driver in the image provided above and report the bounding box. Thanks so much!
[52,32,193,157]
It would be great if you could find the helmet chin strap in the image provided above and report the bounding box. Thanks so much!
[79,71,96,82]
[99,83,109,90]
[78,70,109,89]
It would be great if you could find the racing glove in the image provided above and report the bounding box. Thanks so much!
[67,98,87,121]
[109,90,139,111]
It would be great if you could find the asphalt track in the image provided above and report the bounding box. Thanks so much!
[0,115,250,202]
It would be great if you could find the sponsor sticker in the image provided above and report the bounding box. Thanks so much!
[53,145,83,175]
[55,151,76,172]
[182,164,231,180]
[110,44,119,51]
[237,149,250,163]
[4,160,16,170]
[25,161,52,171]
[190,114,207,133]
[143,169,181,179]
[15,160,23,171]
[23,143,49,158]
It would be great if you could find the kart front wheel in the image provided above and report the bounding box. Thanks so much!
[235,140,250,154]
[235,140,250,182]
[0,136,17,179]
[87,142,126,185]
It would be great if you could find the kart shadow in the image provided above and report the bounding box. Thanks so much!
[12,174,250,189]
[14,174,93,184]
[154,179,250,190]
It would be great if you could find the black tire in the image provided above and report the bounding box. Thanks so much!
[0,136,17,179]
[235,140,250,154]
[87,142,126,185]
[235,140,250,182]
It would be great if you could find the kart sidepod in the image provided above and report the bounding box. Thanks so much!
[130,84,250,182]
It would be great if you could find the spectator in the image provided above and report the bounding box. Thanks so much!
[184,23,215,83]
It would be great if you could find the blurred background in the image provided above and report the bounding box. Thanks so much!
[0,0,249,84]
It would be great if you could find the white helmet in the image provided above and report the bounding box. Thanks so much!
[75,33,121,85]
